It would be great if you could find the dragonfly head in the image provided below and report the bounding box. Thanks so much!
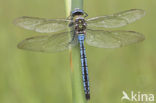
[71,8,88,17]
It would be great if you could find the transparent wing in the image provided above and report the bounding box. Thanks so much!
[14,16,70,33]
[87,9,145,29]
[17,31,77,52]
[86,29,145,48]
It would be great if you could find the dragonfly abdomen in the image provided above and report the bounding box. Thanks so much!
[78,34,90,100]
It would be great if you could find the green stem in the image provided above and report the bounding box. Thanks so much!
[64,0,87,103]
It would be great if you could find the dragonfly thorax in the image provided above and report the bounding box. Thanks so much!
[74,17,87,34]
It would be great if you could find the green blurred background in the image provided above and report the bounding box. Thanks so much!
[0,0,156,103]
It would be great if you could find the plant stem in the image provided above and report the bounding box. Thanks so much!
[65,0,87,103]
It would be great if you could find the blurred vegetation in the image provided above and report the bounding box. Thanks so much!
[0,0,156,103]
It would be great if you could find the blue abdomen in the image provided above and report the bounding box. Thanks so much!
[78,34,90,100]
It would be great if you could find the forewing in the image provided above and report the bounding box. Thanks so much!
[86,29,145,48]
[87,9,145,29]
[14,16,69,33]
[17,31,77,52]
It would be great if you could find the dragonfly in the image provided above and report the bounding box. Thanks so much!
[14,8,145,100]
